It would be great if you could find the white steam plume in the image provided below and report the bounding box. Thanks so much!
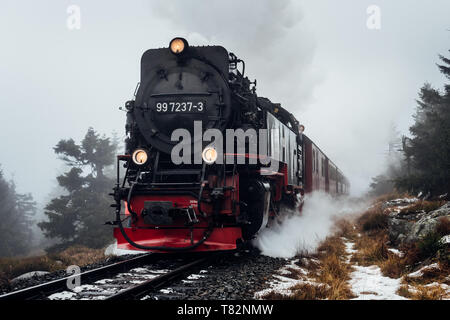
[253,191,368,258]
[150,0,318,111]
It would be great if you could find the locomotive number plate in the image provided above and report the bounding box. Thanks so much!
[154,101,205,113]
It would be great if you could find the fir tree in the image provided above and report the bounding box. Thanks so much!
[396,51,450,196]
[0,168,36,257]
[39,128,118,250]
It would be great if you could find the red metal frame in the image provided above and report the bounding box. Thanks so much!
[115,173,243,252]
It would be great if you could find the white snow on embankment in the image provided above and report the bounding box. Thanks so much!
[343,240,407,300]
[254,259,325,299]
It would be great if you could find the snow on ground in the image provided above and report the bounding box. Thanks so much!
[386,198,419,206]
[11,271,50,282]
[159,288,174,294]
[104,241,147,256]
[388,248,404,257]
[343,239,407,300]
[441,235,450,244]
[186,273,205,280]
[349,265,407,300]
[407,263,440,278]
[254,259,322,299]
[48,291,77,300]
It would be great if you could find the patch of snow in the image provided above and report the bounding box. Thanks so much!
[390,197,419,204]
[254,274,306,299]
[199,270,208,274]
[71,284,101,293]
[349,265,407,300]
[12,271,50,282]
[130,267,151,273]
[407,263,440,278]
[344,239,407,300]
[343,241,357,263]
[105,241,147,256]
[148,269,170,274]
[48,291,77,300]
[286,259,302,270]
[95,279,113,285]
[159,288,174,294]
[423,282,450,298]
[181,280,193,284]
[186,274,205,280]
[254,259,320,299]
[388,248,404,257]
[129,279,145,284]
[440,235,450,244]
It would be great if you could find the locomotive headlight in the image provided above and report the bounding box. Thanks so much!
[169,37,188,54]
[202,146,217,165]
[132,149,148,165]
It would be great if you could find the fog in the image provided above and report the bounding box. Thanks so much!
[0,0,449,206]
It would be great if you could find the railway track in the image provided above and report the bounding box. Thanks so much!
[0,253,215,301]
[106,257,209,300]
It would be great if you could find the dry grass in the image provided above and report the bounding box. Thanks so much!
[289,283,331,300]
[263,232,357,300]
[380,254,408,278]
[334,219,358,240]
[306,235,356,299]
[402,263,450,286]
[50,246,105,267]
[353,194,450,300]
[436,216,450,237]
[351,231,389,266]
[263,193,448,300]
[397,261,450,300]
[398,284,448,300]
[396,285,414,298]
[357,204,388,232]
[0,246,106,285]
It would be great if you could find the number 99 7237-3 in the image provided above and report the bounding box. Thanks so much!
[155,101,205,113]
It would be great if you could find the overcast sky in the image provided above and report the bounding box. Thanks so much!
[0,0,449,204]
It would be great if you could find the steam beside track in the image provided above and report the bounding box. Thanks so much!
[253,192,368,258]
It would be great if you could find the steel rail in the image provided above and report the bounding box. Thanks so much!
[106,257,210,300]
[0,253,163,300]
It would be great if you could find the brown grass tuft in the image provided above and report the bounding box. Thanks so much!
[396,285,414,299]
[352,232,389,266]
[436,217,450,237]
[49,246,105,267]
[0,246,106,285]
[409,285,448,300]
[380,254,408,278]
[357,205,388,232]
[312,236,356,299]
[334,219,358,240]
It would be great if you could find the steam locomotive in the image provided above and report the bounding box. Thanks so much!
[110,38,349,252]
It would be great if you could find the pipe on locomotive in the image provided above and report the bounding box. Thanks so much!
[115,165,214,252]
